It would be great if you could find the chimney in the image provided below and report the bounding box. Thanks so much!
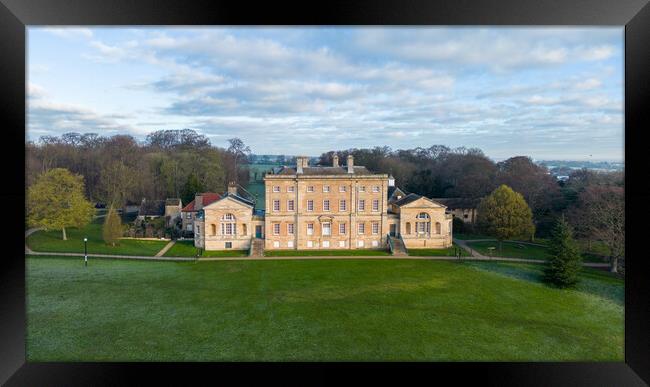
[195,194,203,210]
[347,155,354,173]
[332,154,339,167]
[228,182,237,196]
[296,156,309,174]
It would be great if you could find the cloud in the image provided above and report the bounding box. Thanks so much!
[43,27,93,39]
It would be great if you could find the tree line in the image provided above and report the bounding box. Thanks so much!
[26,129,251,207]
[319,146,623,239]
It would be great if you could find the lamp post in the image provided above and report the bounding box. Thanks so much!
[84,237,88,267]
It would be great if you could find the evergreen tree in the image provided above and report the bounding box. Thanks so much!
[544,216,583,288]
[181,173,204,205]
[102,206,123,247]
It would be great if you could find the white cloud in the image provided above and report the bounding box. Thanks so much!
[43,27,93,39]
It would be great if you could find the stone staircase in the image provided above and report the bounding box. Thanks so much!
[249,238,265,257]
[389,235,408,257]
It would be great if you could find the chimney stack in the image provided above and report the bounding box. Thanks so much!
[332,154,339,167]
[228,182,237,196]
[296,156,309,174]
[347,155,354,174]
[195,194,203,210]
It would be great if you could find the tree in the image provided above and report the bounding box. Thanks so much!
[102,206,123,246]
[577,186,624,273]
[227,138,251,183]
[181,172,204,204]
[477,185,535,252]
[27,168,95,240]
[544,216,583,288]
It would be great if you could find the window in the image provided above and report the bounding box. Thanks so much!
[273,200,280,212]
[196,225,200,235]
[307,241,313,248]
[186,212,192,219]
[358,199,365,211]
[287,223,295,235]
[358,223,365,234]
[435,222,441,234]
[221,213,236,235]
[339,241,346,247]
[463,214,469,219]
[372,240,379,247]
[273,223,280,235]
[323,200,330,211]
[357,240,364,247]
[287,240,294,248]
[307,223,314,236]
[417,222,428,233]
[339,223,346,235]
[287,200,295,211]
[416,212,430,234]
[339,199,346,211]
[372,199,379,211]
[322,222,331,236]
[322,240,330,248]
[225,242,232,249]
[323,185,330,192]
[186,224,193,231]
[273,241,280,248]
[339,186,346,192]
[307,186,314,192]
[273,186,280,192]
[287,186,295,192]
[359,186,366,192]
[372,186,380,193]
[307,200,314,211]
[372,222,379,235]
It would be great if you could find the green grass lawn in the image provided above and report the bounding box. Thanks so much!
[454,233,492,240]
[264,249,391,257]
[408,243,471,257]
[27,219,168,257]
[245,182,265,210]
[26,256,623,361]
[164,240,248,257]
[467,241,607,263]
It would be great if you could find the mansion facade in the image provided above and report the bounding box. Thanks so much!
[193,155,453,253]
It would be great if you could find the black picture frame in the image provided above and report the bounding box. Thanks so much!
[2,0,648,385]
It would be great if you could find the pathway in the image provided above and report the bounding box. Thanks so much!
[23,229,610,268]
[155,240,176,257]
[453,238,486,258]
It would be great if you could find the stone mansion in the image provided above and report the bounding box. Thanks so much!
[191,155,453,253]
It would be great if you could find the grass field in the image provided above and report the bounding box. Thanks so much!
[26,256,623,361]
[245,182,265,210]
[408,243,471,256]
[27,215,168,256]
[265,249,391,257]
[164,240,248,257]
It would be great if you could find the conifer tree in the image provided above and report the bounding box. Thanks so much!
[544,216,583,288]
[103,206,123,247]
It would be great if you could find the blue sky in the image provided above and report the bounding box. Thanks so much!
[27,27,623,161]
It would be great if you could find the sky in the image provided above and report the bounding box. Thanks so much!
[27,27,624,161]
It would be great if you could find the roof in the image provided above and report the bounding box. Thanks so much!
[393,193,424,207]
[387,186,406,202]
[431,197,481,209]
[165,198,181,206]
[138,199,165,216]
[222,192,255,207]
[181,192,221,212]
[271,166,374,176]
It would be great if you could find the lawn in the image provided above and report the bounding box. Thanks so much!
[164,240,248,257]
[408,243,471,257]
[264,249,391,257]
[27,216,168,256]
[245,182,265,210]
[26,256,623,361]
[467,241,608,263]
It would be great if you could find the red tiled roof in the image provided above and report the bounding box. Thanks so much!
[181,192,221,212]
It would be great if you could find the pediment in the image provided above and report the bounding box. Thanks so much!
[401,197,446,209]
[203,196,253,210]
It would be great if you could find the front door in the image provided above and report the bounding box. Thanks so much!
[255,225,262,238]
[389,224,396,237]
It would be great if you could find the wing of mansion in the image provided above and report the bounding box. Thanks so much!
[184,155,453,253]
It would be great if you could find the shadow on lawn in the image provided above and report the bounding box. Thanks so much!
[464,261,623,306]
